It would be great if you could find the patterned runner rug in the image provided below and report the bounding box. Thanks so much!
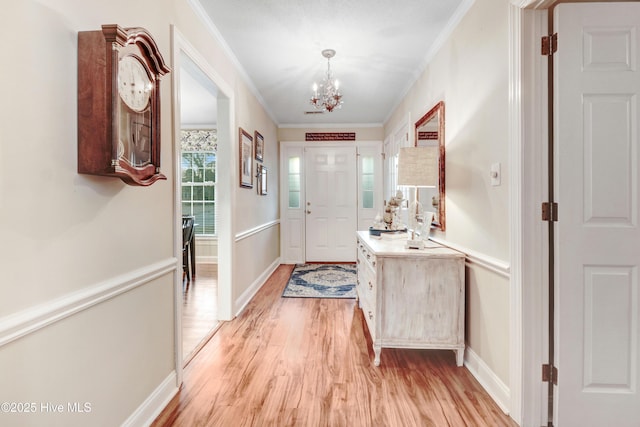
[282,263,357,299]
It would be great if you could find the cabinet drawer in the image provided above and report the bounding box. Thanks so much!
[357,260,376,308]
[357,239,377,271]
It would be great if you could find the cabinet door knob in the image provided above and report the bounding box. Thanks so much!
[306,210,312,214]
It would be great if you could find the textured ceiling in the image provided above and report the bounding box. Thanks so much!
[184,0,467,126]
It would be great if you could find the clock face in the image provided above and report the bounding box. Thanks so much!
[118,55,152,112]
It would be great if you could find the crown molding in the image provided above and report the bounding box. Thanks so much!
[384,0,476,125]
[186,0,279,124]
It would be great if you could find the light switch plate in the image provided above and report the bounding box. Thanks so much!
[490,163,501,186]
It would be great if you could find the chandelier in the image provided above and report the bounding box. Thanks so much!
[309,49,343,112]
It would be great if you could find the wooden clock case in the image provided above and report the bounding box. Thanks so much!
[77,24,170,186]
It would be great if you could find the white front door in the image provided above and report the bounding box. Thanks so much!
[555,3,640,425]
[305,146,357,262]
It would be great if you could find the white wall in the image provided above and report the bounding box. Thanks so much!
[0,0,280,425]
[385,0,512,395]
[0,3,177,425]
[232,81,280,301]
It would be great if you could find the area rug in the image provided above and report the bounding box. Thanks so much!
[282,263,357,299]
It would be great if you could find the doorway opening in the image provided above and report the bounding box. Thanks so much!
[172,26,235,377]
[178,52,220,364]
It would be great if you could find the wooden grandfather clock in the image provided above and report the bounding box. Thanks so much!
[77,24,170,186]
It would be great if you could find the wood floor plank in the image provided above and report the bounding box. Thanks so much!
[182,264,219,363]
[152,264,517,427]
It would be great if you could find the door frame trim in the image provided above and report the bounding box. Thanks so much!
[510,2,639,425]
[279,140,382,264]
[508,3,550,425]
[170,25,236,386]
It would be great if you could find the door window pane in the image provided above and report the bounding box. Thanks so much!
[361,156,375,209]
[288,156,301,208]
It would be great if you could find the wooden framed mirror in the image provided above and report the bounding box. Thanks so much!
[415,101,445,231]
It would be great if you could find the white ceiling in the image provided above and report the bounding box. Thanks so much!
[180,52,218,128]
[182,0,468,127]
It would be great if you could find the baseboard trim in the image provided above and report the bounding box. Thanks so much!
[122,371,178,427]
[0,258,177,348]
[234,258,281,316]
[464,346,511,415]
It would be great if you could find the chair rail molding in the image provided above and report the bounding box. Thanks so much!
[0,258,177,348]
[429,237,510,279]
[235,219,280,242]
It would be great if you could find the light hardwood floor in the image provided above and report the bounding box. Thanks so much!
[182,264,219,364]
[155,264,517,427]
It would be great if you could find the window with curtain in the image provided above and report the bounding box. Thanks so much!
[181,129,217,236]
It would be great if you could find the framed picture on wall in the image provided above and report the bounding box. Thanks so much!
[257,164,267,195]
[239,127,253,188]
[254,131,264,162]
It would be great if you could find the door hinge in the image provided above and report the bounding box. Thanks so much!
[542,364,558,385]
[541,33,558,56]
[542,202,558,222]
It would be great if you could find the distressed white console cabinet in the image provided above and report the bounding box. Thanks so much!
[356,231,465,366]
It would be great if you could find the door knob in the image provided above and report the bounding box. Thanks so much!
[306,210,312,214]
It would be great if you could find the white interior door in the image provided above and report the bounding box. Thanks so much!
[555,3,640,425]
[305,146,357,262]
